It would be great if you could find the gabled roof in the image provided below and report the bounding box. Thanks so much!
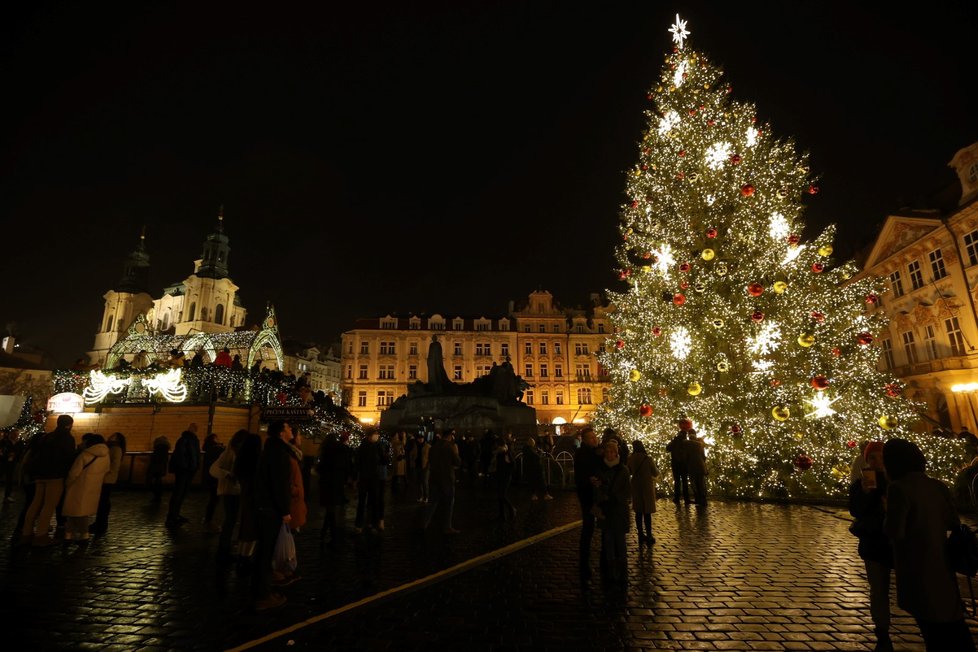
[861,213,943,271]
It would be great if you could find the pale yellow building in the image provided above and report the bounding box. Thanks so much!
[340,290,613,430]
[857,142,978,432]
[281,340,342,402]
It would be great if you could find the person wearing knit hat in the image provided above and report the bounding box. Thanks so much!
[848,439,893,652]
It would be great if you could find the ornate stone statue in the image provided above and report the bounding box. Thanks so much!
[426,335,454,394]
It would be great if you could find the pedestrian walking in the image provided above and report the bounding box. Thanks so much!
[595,440,631,585]
[252,420,293,610]
[147,434,170,502]
[210,429,248,560]
[524,438,552,501]
[848,441,893,652]
[666,429,690,505]
[626,439,658,546]
[19,415,76,546]
[411,432,431,503]
[94,432,126,536]
[391,431,408,495]
[63,434,110,543]
[317,432,352,547]
[166,423,201,527]
[353,429,384,533]
[574,426,602,582]
[686,430,708,506]
[883,437,976,651]
[423,430,462,534]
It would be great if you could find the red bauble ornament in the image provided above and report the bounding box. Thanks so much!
[747,282,764,297]
[688,108,696,116]
[810,375,829,391]
[642,251,653,259]
[680,281,689,290]
[831,347,842,357]
[641,164,649,171]
[741,184,756,197]
[678,150,686,157]
[652,326,663,337]
[706,227,718,239]
[639,404,654,417]
[730,424,742,434]
[646,93,654,101]
[673,293,687,306]
[615,340,625,350]
[707,119,716,127]
[676,172,685,180]
[885,383,902,398]
[811,311,825,323]
[808,185,819,195]
[618,269,631,280]
[730,154,742,165]
[846,440,857,449]
[630,200,639,208]
[678,418,694,431]
[811,263,825,273]
[857,332,874,346]
[787,234,801,246]
[679,262,691,273]
[770,379,781,387]
[793,454,814,471]
[865,293,879,305]
[751,310,765,323]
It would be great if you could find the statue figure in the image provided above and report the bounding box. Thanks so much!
[426,335,454,394]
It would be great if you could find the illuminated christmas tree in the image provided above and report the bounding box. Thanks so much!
[596,16,964,498]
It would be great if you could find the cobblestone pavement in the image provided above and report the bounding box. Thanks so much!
[2,479,978,651]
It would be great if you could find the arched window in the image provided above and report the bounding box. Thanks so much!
[188,303,196,321]
[105,315,113,332]
[215,304,225,325]
[162,313,170,330]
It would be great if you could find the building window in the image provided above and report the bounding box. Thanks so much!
[500,343,509,357]
[525,363,533,377]
[475,343,489,356]
[553,342,562,355]
[929,249,947,281]
[360,341,369,354]
[539,363,548,378]
[575,343,590,355]
[215,304,225,325]
[188,303,196,321]
[555,364,563,378]
[377,390,393,406]
[539,342,547,354]
[541,391,549,405]
[345,365,352,379]
[431,321,444,330]
[347,341,354,354]
[380,341,396,355]
[409,318,421,330]
[524,341,533,355]
[924,324,939,360]
[598,323,606,334]
[453,365,463,380]
[358,365,368,380]
[453,319,464,331]
[576,363,591,379]
[409,341,418,355]
[408,365,417,380]
[556,391,564,405]
[453,342,463,356]
[499,320,510,332]
[476,322,489,331]
[525,390,534,405]
[538,325,546,333]
[965,230,978,266]
[880,339,894,370]
[889,271,904,298]
[577,387,592,404]
[105,315,114,332]
[379,365,395,380]
[553,324,561,333]
[575,324,585,334]
[908,261,924,290]
[946,317,967,357]
[523,325,531,333]
[357,391,367,407]
[901,331,918,365]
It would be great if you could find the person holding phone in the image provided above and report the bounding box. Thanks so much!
[848,441,893,652]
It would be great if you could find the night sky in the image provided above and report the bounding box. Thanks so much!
[2,2,976,367]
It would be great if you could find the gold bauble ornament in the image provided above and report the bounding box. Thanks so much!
[701,248,716,261]
[641,265,652,273]
[773,281,788,294]
[797,333,815,347]
[716,361,730,372]
[772,406,790,421]
[687,382,702,396]
[712,318,725,328]
[793,432,804,441]
[878,415,898,430]
[628,369,642,382]
[817,245,834,257]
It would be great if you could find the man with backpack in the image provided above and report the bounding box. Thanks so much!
[166,423,201,528]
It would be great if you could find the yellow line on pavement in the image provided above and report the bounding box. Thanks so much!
[226,519,583,652]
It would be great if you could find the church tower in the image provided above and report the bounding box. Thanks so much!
[89,229,155,365]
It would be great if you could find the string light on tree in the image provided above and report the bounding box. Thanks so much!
[595,15,964,498]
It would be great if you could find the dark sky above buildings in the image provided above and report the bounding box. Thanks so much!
[1,2,976,367]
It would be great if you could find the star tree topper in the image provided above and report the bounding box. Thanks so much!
[669,14,690,49]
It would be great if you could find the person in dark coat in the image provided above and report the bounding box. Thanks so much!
[18,415,76,546]
[626,440,658,546]
[147,435,170,502]
[423,430,462,534]
[317,433,352,547]
[202,433,225,532]
[848,441,893,652]
[574,426,602,581]
[524,438,552,501]
[883,437,976,651]
[595,439,631,585]
[353,429,384,533]
[685,430,708,506]
[166,423,200,527]
[666,430,690,505]
[252,420,294,610]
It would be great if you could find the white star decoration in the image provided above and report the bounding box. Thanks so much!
[669,14,690,49]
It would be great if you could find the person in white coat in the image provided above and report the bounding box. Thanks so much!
[63,434,110,542]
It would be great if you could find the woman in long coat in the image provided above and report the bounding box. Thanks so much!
[596,440,631,584]
[626,440,658,546]
[63,434,110,542]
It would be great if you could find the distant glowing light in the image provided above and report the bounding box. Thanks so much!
[753,359,774,372]
[658,110,680,135]
[143,368,188,403]
[652,244,676,278]
[670,327,692,360]
[705,194,716,206]
[705,142,732,170]
[669,14,691,49]
[784,244,806,265]
[673,59,688,88]
[749,322,782,356]
[952,383,978,393]
[83,371,131,404]
[769,212,790,240]
[746,126,759,147]
[805,394,841,419]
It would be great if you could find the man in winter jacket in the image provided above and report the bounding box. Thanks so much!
[253,420,293,610]
[574,426,602,581]
[19,415,76,546]
[166,423,200,527]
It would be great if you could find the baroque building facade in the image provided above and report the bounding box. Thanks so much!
[340,290,613,429]
[856,142,978,433]
[281,339,343,402]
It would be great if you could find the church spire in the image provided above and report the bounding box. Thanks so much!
[114,226,151,294]
[197,205,231,279]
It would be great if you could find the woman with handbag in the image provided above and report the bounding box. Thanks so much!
[627,440,658,547]
[848,441,893,652]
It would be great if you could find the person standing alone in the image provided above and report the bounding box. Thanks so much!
[574,426,602,581]
[166,423,200,527]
